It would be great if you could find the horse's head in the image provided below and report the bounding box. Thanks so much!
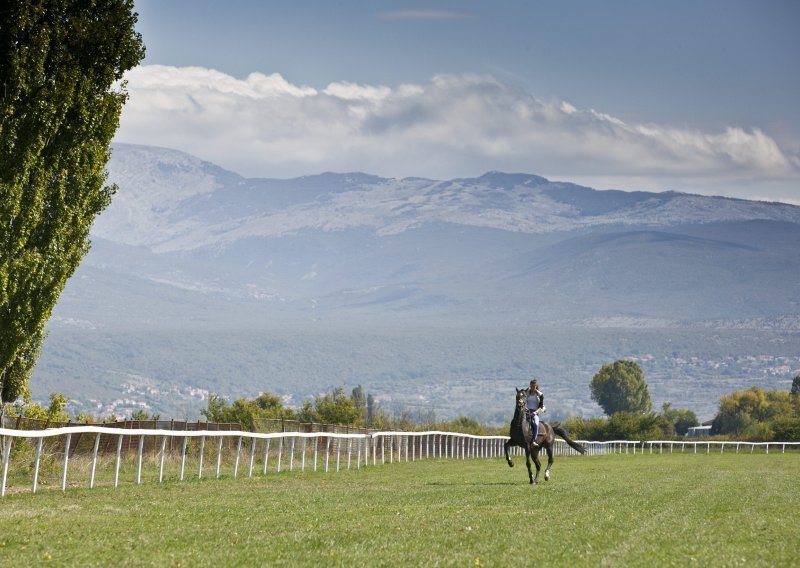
[515,387,527,410]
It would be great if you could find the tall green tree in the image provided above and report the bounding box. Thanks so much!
[660,402,699,436]
[298,387,363,426]
[0,1,144,405]
[791,376,800,397]
[590,360,652,416]
[711,386,797,437]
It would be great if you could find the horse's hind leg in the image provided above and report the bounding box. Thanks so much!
[531,449,541,484]
[544,445,554,481]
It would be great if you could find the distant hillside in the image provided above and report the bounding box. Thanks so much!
[33,143,800,422]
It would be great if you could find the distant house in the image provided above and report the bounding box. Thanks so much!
[686,419,714,438]
[686,425,712,437]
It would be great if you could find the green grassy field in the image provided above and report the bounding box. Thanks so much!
[1,452,798,567]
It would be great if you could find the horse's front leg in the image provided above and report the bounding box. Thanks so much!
[532,448,542,484]
[526,448,535,484]
[504,440,514,468]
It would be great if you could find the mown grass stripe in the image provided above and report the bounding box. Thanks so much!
[0,454,797,566]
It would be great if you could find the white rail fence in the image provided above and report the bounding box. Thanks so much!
[1,426,797,497]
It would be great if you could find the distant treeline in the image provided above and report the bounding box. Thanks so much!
[5,376,799,442]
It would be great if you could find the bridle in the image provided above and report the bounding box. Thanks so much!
[514,390,528,425]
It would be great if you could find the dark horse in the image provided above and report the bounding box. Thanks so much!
[504,387,586,484]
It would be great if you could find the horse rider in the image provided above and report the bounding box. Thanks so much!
[527,379,545,447]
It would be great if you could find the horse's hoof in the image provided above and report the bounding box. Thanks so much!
[507,462,514,468]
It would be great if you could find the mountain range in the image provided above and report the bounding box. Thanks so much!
[33,143,800,423]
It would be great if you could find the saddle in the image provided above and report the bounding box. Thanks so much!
[525,410,545,442]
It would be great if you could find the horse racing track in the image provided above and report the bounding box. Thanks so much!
[0,443,797,566]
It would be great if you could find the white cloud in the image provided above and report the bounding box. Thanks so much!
[115,65,800,202]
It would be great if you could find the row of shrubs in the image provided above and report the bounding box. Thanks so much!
[5,382,799,443]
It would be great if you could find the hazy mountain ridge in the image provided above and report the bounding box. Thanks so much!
[96,144,800,252]
[33,143,800,421]
[80,143,800,325]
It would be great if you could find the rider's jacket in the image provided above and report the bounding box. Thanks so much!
[526,389,544,414]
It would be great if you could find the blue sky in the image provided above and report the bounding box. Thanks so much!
[118,0,800,203]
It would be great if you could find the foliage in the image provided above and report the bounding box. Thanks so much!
[660,402,700,436]
[432,415,500,436]
[563,411,673,441]
[0,0,144,404]
[792,375,800,396]
[298,387,362,426]
[711,386,800,440]
[201,392,296,429]
[770,417,800,442]
[0,330,42,405]
[73,412,96,423]
[7,392,70,422]
[130,409,160,421]
[590,359,652,415]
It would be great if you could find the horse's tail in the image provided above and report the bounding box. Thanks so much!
[552,425,586,455]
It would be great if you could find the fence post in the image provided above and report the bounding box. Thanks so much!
[216,436,224,479]
[181,436,188,481]
[90,433,102,488]
[325,437,331,473]
[158,435,167,483]
[32,436,43,494]
[198,435,206,479]
[347,438,352,470]
[62,433,72,492]
[234,436,242,478]
[301,437,307,472]
[249,437,256,478]
[115,434,124,487]
[1,435,12,497]
[136,435,145,485]
[289,437,295,472]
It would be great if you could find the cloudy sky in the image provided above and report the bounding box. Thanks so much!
[118,0,800,203]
